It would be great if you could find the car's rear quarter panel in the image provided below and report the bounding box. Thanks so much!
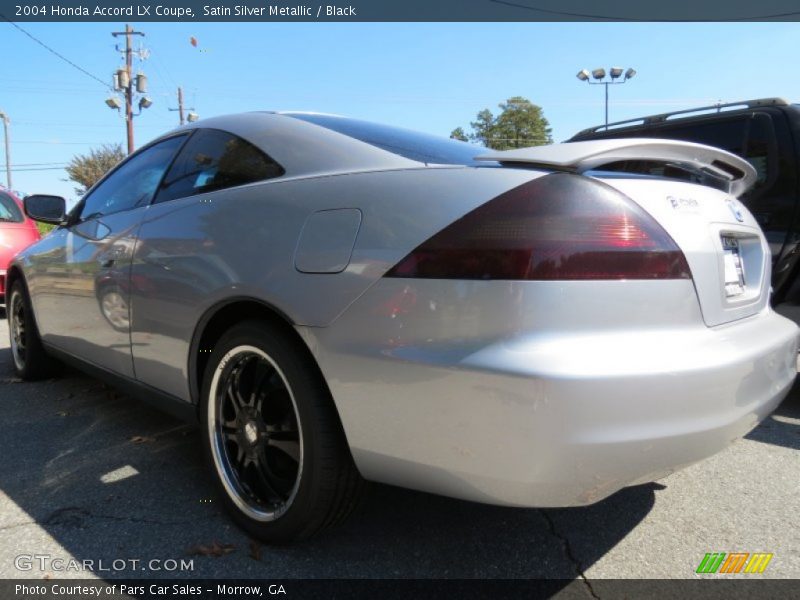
[129,165,537,401]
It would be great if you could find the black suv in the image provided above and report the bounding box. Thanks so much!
[570,98,800,321]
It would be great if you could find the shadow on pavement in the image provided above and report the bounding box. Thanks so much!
[745,375,800,451]
[0,339,658,582]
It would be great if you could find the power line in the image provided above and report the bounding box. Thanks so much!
[14,140,111,145]
[12,120,167,129]
[0,15,111,89]
[5,161,68,166]
[147,43,179,90]
[7,166,67,172]
[488,0,800,21]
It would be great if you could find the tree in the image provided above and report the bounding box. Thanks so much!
[449,127,469,142]
[458,97,553,150]
[469,109,495,147]
[65,143,126,196]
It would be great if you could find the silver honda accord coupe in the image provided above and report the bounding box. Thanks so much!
[7,112,798,542]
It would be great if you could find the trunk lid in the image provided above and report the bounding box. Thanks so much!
[595,176,769,327]
[477,139,767,327]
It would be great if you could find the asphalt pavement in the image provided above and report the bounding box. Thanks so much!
[0,313,798,588]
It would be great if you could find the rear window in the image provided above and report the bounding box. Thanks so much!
[0,192,24,223]
[286,113,487,166]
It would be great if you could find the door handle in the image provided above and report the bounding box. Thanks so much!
[99,258,115,268]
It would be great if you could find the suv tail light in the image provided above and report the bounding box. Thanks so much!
[386,173,691,281]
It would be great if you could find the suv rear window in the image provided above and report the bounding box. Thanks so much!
[286,113,487,166]
[584,114,778,199]
[653,116,775,193]
[0,192,24,223]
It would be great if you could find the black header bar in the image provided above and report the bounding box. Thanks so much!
[5,0,800,22]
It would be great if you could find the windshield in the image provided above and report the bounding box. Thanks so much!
[0,192,24,223]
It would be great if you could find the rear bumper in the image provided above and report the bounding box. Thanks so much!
[308,293,798,507]
[494,315,798,506]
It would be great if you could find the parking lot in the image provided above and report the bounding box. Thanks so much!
[0,313,798,586]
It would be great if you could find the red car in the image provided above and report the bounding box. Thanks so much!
[0,189,40,303]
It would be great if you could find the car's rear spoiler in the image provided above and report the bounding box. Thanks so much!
[475,138,757,197]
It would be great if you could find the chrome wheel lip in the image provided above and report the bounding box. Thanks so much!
[207,344,304,522]
[9,289,26,372]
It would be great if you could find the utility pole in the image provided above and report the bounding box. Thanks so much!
[169,86,199,125]
[0,111,11,189]
[177,86,185,125]
[112,24,145,154]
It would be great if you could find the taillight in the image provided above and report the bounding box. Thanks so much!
[386,173,691,281]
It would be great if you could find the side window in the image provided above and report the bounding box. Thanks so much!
[655,116,778,200]
[662,119,747,156]
[741,114,776,192]
[79,135,187,221]
[154,129,284,204]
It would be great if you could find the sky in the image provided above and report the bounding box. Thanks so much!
[1,21,799,201]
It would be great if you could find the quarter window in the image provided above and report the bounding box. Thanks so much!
[154,129,284,204]
[78,135,187,221]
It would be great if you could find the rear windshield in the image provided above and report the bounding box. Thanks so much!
[286,113,488,166]
[0,192,24,223]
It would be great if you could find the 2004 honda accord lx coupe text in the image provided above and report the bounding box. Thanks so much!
[7,113,798,542]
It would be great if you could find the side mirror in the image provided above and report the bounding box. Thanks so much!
[24,194,66,225]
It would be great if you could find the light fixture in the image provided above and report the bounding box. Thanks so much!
[138,96,153,110]
[105,96,122,109]
[186,112,199,123]
[575,66,637,130]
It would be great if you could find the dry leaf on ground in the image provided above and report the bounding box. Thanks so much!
[130,435,156,444]
[187,541,235,557]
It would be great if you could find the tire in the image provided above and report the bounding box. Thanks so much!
[200,319,363,543]
[7,279,57,380]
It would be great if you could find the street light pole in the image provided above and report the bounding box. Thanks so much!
[576,67,636,129]
[0,111,11,189]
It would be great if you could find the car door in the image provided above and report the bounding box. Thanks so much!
[129,128,285,400]
[29,134,188,377]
